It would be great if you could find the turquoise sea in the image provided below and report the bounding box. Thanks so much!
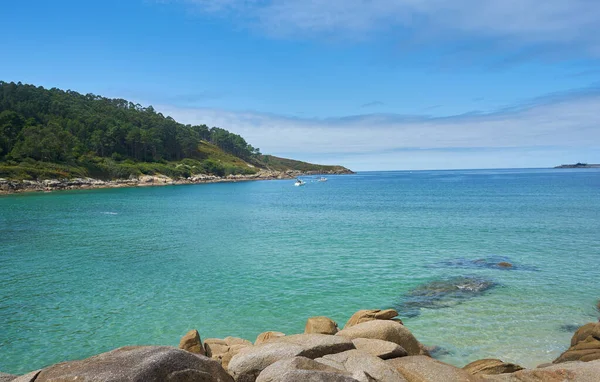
[1,169,599,374]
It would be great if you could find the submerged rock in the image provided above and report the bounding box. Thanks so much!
[395,276,498,318]
[559,324,583,333]
[435,257,536,272]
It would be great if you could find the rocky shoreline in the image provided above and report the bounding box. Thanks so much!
[0,169,350,195]
[3,309,600,381]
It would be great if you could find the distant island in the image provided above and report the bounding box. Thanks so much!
[0,81,352,193]
[555,163,600,169]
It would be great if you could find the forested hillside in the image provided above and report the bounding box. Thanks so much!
[0,81,350,180]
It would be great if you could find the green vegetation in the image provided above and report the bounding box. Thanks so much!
[0,81,350,180]
[259,155,350,173]
[0,81,260,179]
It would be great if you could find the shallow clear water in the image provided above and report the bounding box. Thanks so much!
[1,169,599,374]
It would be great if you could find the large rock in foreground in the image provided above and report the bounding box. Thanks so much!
[336,320,421,356]
[344,309,400,329]
[554,322,600,363]
[480,359,600,381]
[256,357,359,382]
[12,346,232,382]
[388,356,477,382]
[0,373,17,382]
[228,335,355,382]
[316,349,408,382]
[463,359,524,376]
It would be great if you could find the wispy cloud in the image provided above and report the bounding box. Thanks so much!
[360,101,384,108]
[174,0,600,58]
[156,87,600,169]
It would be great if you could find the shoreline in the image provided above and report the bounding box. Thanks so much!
[0,170,349,195]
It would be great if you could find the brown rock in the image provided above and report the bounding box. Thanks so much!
[463,359,524,375]
[271,334,356,359]
[570,322,600,347]
[344,309,400,329]
[255,332,285,345]
[256,357,358,382]
[336,320,421,356]
[10,346,233,382]
[180,329,205,355]
[351,338,407,360]
[553,322,600,364]
[205,338,253,370]
[480,359,600,382]
[316,349,408,382]
[0,372,18,382]
[228,342,306,382]
[305,316,339,335]
[388,356,477,382]
[497,262,513,268]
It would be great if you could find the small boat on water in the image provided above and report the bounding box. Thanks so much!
[294,179,306,187]
[317,177,328,182]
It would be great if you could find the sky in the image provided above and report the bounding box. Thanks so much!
[1,0,599,170]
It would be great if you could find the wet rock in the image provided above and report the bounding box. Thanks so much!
[316,350,407,382]
[388,356,477,382]
[180,329,205,355]
[305,316,339,335]
[255,331,285,345]
[496,262,513,268]
[344,309,400,329]
[422,345,451,357]
[553,322,600,363]
[463,359,524,375]
[435,257,537,272]
[351,338,407,360]
[336,320,421,356]
[10,346,233,382]
[396,276,498,318]
[256,357,358,382]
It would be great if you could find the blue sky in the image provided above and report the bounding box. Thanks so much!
[2,0,599,170]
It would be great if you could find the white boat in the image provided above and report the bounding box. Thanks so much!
[317,177,328,182]
[294,179,306,186]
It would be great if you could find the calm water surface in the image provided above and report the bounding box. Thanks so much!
[1,169,599,374]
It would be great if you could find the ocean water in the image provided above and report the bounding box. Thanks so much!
[1,169,599,374]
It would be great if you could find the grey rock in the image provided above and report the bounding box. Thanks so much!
[256,357,359,382]
[12,346,232,382]
[316,350,407,382]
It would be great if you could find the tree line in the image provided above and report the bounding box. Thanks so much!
[0,81,261,164]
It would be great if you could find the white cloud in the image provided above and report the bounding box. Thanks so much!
[155,89,600,170]
[178,0,600,55]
